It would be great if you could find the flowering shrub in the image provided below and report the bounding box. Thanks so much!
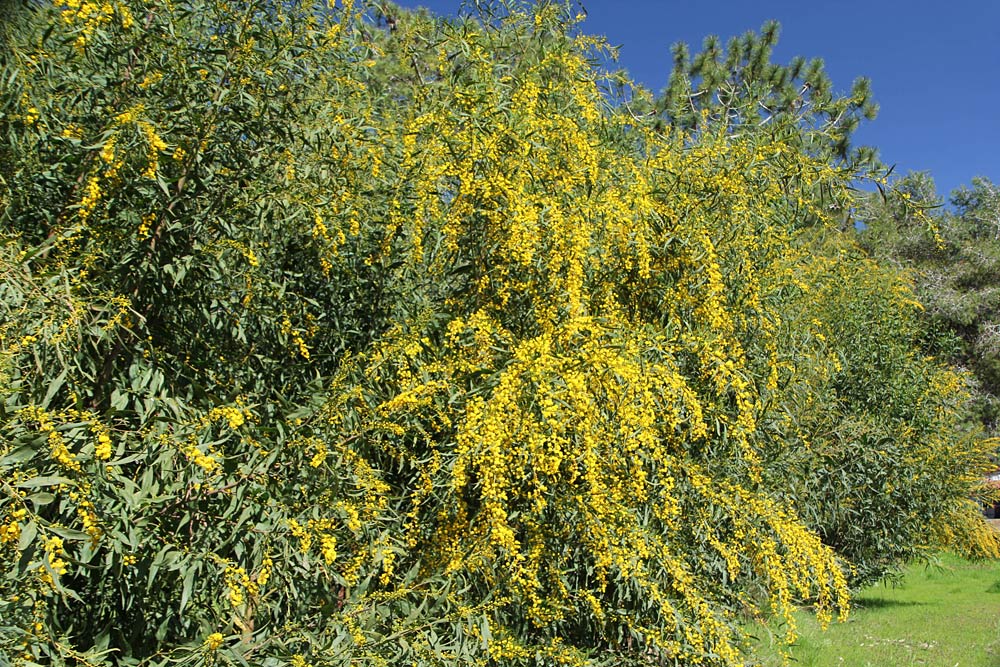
[1,1,996,665]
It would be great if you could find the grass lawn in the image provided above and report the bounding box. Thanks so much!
[749,552,1000,666]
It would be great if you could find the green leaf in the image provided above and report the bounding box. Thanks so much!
[27,492,56,508]
[180,565,196,611]
[16,476,73,489]
[48,525,90,541]
[41,367,67,409]
[479,617,491,651]
[0,446,38,466]
[18,520,38,551]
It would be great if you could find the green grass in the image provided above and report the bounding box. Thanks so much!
[749,553,1000,667]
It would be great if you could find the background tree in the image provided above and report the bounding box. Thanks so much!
[638,19,997,585]
[655,20,879,168]
[859,173,1000,437]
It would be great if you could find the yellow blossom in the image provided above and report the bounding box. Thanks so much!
[95,431,112,460]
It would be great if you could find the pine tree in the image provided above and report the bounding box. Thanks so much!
[657,21,879,166]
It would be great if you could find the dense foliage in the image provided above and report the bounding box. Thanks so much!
[859,173,1000,437]
[1,1,996,666]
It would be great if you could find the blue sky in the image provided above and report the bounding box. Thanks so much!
[396,0,999,200]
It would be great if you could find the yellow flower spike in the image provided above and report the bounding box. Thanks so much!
[94,430,113,460]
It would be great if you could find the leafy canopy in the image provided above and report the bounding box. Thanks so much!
[0,1,995,666]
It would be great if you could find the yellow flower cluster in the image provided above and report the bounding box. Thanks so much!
[207,405,248,430]
[0,509,26,546]
[139,122,168,179]
[182,438,220,474]
[204,632,224,651]
[99,136,116,164]
[320,534,338,565]
[280,315,311,359]
[77,499,103,546]
[311,210,346,275]
[60,0,133,50]
[101,295,132,332]
[257,555,273,586]
[115,104,144,125]
[17,406,81,471]
[308,440,328,468]
[138,212,156,239]
[38,536,69,589]
[78,176,102,223]
[139,71,163,89]
[287,518,312,553]
[224,565,258,607]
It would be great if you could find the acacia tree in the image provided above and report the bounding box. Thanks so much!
[1,2,995,666]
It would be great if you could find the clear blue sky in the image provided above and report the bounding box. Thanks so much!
[396,0,999,200]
